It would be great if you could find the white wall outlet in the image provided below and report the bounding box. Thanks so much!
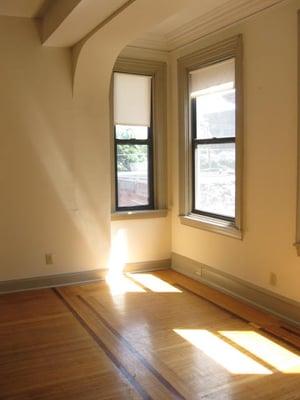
[270,272,277,287]
[45,253,53,265]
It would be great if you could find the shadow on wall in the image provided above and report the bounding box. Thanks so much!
[0,21,110,279]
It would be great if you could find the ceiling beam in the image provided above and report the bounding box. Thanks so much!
[41,0,83,46]
[41,0,136,47]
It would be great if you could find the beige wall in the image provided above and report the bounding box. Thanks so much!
[0,16,111,280]
[2,0,300,305]
[0,16,173,281]
[170,0,300,302]
[111,216,171,264]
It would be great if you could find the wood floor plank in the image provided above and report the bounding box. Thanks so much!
[1,270,300,400]
[154,270,300,349]
[71,271,300,400]
[0,288,141,400]
[79,293,195,399]
[56,286,188,399]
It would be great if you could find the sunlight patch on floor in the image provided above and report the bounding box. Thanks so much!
[106,275,146,295]
[127,273,182,293]
[219,330,300,373]
[174,329,272,375]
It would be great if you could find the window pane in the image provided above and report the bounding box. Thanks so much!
[116,125,148,140]
[194,143,235,218]
[195,88,235,139]
[190,58,236,139]
[117,144,150,208]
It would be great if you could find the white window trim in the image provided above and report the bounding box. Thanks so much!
[111,57,168,220]
[177,35,244,239]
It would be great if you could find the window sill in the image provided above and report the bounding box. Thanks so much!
[180,213,242,239]
[111,209,168,221]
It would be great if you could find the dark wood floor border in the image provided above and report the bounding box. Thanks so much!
[78,294,187,400]
[174,283,300,351]
[52,288,152,400]
[174,283,250,323]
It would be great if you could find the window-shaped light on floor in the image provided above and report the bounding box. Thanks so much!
[173,329,272,375]
[127,273,182,293]
[219,331,300,374]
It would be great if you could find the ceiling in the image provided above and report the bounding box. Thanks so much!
[0,0,50,18]
[130,0,286,51]
[146,0,227,36]
[0,0,286,49]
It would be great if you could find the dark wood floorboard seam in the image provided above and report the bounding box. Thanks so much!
[174,283,249,323]
[174,284,300,351]
[52,288,151,400]
[78,294,187,400]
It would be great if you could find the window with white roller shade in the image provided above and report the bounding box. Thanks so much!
[189,57,236,220]
[113,71,154,211]
[177,35,243,237]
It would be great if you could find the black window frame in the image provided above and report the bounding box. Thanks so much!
[190,74,236,223]
[114,73,154,212]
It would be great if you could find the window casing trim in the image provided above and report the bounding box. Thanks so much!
[111,57,168,217]
[177,35,243,238]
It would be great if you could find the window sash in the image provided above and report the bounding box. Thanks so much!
[114,127,154,211]
[191,97,236,222]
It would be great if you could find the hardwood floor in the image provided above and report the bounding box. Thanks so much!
[0,270,299,399]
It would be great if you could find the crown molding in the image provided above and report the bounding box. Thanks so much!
[131,33,169,52]
[130,0,287,53]
[166,0,286,51]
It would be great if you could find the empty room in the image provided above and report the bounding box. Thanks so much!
[0,0,300,399]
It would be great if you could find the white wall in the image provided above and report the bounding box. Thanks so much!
[0,16,111,280]
[170,0,300,302]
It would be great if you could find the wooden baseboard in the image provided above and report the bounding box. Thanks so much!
[0,259,171,294]
[172,252,300,328]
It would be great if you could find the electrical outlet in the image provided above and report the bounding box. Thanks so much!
[269,272,277,287]
[195,265,205,278]
[45,253,53,265]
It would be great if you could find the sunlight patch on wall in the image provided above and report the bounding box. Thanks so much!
[108,228,128,276]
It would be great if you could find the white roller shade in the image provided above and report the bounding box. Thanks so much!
[190,58,235,97]
[114,72,152,127]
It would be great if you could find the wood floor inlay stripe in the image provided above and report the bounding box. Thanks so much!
[78,294,187,400]
[53,288,151,400]
[155,270,300,351]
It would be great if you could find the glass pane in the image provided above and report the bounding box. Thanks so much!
[117,144,149,208]
[116,125,148,140]
[190,58,236,139]
[195,88,236,139]
[194,143,235,218]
